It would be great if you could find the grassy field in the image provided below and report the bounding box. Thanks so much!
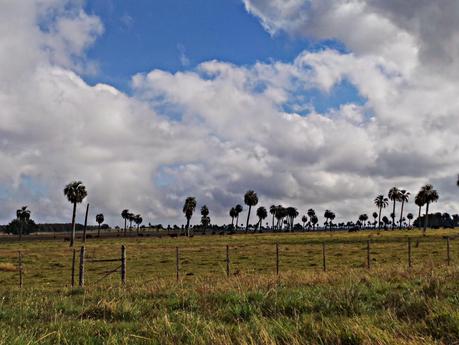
[1,229,459,344]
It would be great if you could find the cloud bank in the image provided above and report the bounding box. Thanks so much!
[0,0,457,226]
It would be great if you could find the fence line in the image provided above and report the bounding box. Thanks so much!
[0,237,457,288]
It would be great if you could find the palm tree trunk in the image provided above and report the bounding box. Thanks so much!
[245,206,252,233]
[378,207,382,230]
[399,201,405,230]
[231,216,234,227]
[392,200,396,230]
[418,206,421,229]
[423,202,430,235]
[124,218,127,237]
[19,221,23,241]
[83,203,89,243]
[236,215,239,230]
[70,202,77,247]
[98,223,101,238]
[186,217,190,237]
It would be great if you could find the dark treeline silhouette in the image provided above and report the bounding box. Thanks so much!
[1,178,458,241]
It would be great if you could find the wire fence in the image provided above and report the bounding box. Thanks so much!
[0,236,456,288]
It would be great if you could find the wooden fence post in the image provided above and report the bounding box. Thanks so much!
[408,238,412,269]
[367,240,371,269]
[78,246,85,287]
[176,247,179,282]
[226,245,230,277]
[18,251,23,288]
[121,245,126,285]
[322,242,327,272]
[276,242,279,275]
[447,237,451,266]
[71,249,76,287]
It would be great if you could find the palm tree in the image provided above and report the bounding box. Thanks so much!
[324,210,334,230]
[269,205,277,229]
[183,197,197,237]
[388,187,401,230]
[229,207,236,227]
[307,209,316,230]
[64,181,87,247]
[201,205,210,231]
[301,215,308,230]
[121,209,130,236]
[398,190,410,229]
[419,184,439,235]
[311,215,318,231]
[372,212,378,228]
[286,207,299,231]
[256,206,267,230]
[235,204,243,230]
[414,192,426,229]
[407,213,413,227]
[275,206,285,230]
[96,213,104,238]
[382,216,390,229]
[374,195,389,230]
[134,214,142,233]
[244,190,258,232]
[128,213,135,229]
[16,206,31,241]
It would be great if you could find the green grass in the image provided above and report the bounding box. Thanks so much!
[1,229,459,344]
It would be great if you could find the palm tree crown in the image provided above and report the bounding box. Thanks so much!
[96,213,104,225]
[64,181,87,204]
[244,190,258,231]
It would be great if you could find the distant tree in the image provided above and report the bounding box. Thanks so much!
[96,213,104,238]
[275,206,285,230]
[374,195,389,230]
[200,205,210,230]
[301,215,308,230]
[16,206,31,240]
[398,190,410,229]
[229,207,237,227]
[128,213,135,229]
[388,187,401,230]
[134,214,143,233]
[244,191,258,233]
[307,209,316,230]
[382,216,390,229]
[372,212,378,228]
[324,210,335,230]
[407,213,414,227]
[414,192,426,229]
[235,204,243,230]
[419,184,439,235]
[64,181,87,247]
[286,207,299,231]
[311,214,319,230]
[256,206,268,230]
[121,209,130,236]
[269,205,277,229]
[183,197,197,237]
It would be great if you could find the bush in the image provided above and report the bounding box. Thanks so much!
[4,218,38,235]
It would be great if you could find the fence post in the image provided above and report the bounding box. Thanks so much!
[276,242,279,275]
[367,240,371,270]
[322,242,327,272]
[78,246,85,287]
[18,251,23,288]
[71,249,76,287]
[121,245,126,285]
[176,247,179,282]
[408,238,412,269]
[226,245,230,277]
[447,237,451,266]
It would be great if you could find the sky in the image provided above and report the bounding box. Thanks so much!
[0,0,458,227]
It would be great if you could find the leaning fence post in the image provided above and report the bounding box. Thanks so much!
[121,245,126,285]
[78,246,85,287]
[367,240,371,270]
[276,242,279,275]
[176,247,179,282]
[71,249,76,287]
[408,238,412,269]
[446,237,451,266]
[226,245,230,277]
[18,251,23,288]
[322,242,327,272]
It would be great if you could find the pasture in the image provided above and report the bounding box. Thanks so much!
[1,229,459,344]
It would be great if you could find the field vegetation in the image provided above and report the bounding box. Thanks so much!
[0,229,459,344]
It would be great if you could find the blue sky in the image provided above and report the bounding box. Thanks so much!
[83,0,364,113]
